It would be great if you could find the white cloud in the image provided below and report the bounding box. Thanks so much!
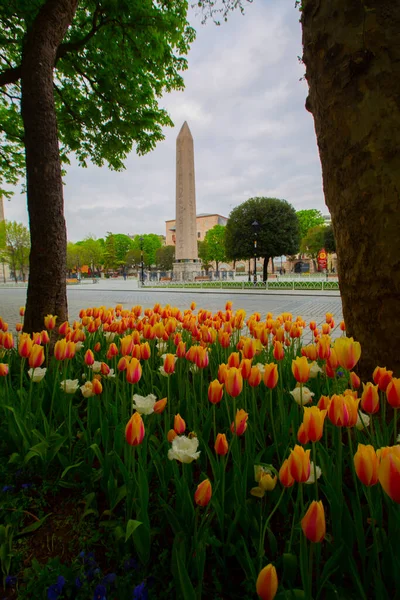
[3,1,326,241]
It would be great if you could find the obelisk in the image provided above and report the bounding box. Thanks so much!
[173,122,201,281]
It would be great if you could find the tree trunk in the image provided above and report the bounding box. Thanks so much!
[263,257,270,282]
[302,0,400,377]
[21,0,78,333]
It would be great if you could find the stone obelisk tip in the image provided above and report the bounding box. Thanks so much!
[178,121,192,139]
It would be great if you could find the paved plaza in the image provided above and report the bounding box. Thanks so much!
[0,279,343,341]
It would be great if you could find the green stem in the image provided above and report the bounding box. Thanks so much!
[259,486,286,570]
[269,388,280,462]
[366,486,382,581]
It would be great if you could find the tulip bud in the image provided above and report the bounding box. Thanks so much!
[302,406,327,442]
[15,323,23,332]
[350,371,360,389]
[263,363,279,389]
[225,367,243,398]
[126,358,142,384]
[248,365,262,388]
[301,501,326,543]
[354,444,379,486]
[174,413,186,435]
[230,408,248,436]
[279,459,294,488]
[334,337,361,370]
[387,378,400,409]
[373,366,393,393]
[18,334,33,358]
[360,382,380,414]
[92,378,103,395]
[273,341,285,361]
[214,433,229,456]
[288,445,311,483]
[163,353,176,375]
[208,380,224,405]
[256,564,278,600]
[378,446,400,503]
[194,479,212,507]
[44,314,57,330]
[125,412,145,446]
[154,397,167,414]
[0,363,9,377]
[167,429,177,443]
[292,356,310,384]
[28,344,45,369]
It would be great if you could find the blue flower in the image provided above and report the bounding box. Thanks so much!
[21,483,33,489]
[124,557,139,571]
[2,485,15,493]
[47,575,65,600]
[75,577,83,588]
[102,573,116,585]
[133,581,148,600]
[5,575,17,587]
[93,584,107,600]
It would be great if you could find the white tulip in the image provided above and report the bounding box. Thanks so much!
[28,367,47,382]
[306,462,322,484]
[90,361,102,373]
[60,379,79,394]
[356,411,370,430]
[168,435,201,464]
[290,386,314,406]
[309,361,323,378]
[80,381,95,398]
[132,393,157,415]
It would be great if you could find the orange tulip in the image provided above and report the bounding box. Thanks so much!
[354,444,379,486]
[301,501,326,543]
[230,408,248,436]
[120,335,134,356]
[378,446,400,503]
[273,341,284,361]
[167,429,177,443]
[239,358,252,380]
[328,393,358,427]
[28,344,45,369]
[92,378,103,395]
[217,363,228,384]
[125,412,145,446]
[387,378,400,409]
[301,406,327,442]
[242,338,256,360]
[248,366,262,388]
[18,334,33,358]
[317,395,331,410]
[163,353,176,375]
[195,346,209,369]
[279,459,295,488]
[54,339,66,361]
[360,382,380,414]
[263,363,278,389]
[117,356,130,371]
[126,358,142,384]
[58,321,69,336]
[333,337,361,370]
[373,366,393,392]
[154,397,167,414]
[227,352,240,369]
[2,332,14,350]
[176,341,186,358]
[65,341,76,359]
[44,314,57,330]
[194,479,212,507]
[0,363,9,377]
[288,445,311,483]
[309,321,317,331]
[350,371,361,390]
[83,350,94,366]
[214,433,229,456]
[225,367,243,398]
[291,356,310,384]
[256,564,278,600]
[208,380,224,405]
[106,342,119,359]
[174,413,186,435]
[297,423,309,445]
[317,335,331,360]
[100,362,110,376]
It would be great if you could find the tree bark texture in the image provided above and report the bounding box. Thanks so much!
[21,0,78,333]
[302,0,400,377]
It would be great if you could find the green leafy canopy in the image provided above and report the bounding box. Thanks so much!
[0,0,196,194]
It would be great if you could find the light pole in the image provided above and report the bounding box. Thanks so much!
[252,220,260,284]
[140,236,144,286]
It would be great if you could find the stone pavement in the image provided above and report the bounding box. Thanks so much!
[0,279,343,341]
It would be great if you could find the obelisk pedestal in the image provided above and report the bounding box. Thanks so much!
[173,122,201,281]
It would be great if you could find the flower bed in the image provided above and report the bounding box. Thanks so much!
[0,304,398,599]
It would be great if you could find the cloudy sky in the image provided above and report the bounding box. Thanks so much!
[4,1,326,242]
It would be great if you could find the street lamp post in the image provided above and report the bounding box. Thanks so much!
[252,220,260,285]
[140,236,144,286]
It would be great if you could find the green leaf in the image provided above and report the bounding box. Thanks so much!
[125,519,142,543]
[172,534,197,600]
[61,461,84,479]
[18,513,52,536]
